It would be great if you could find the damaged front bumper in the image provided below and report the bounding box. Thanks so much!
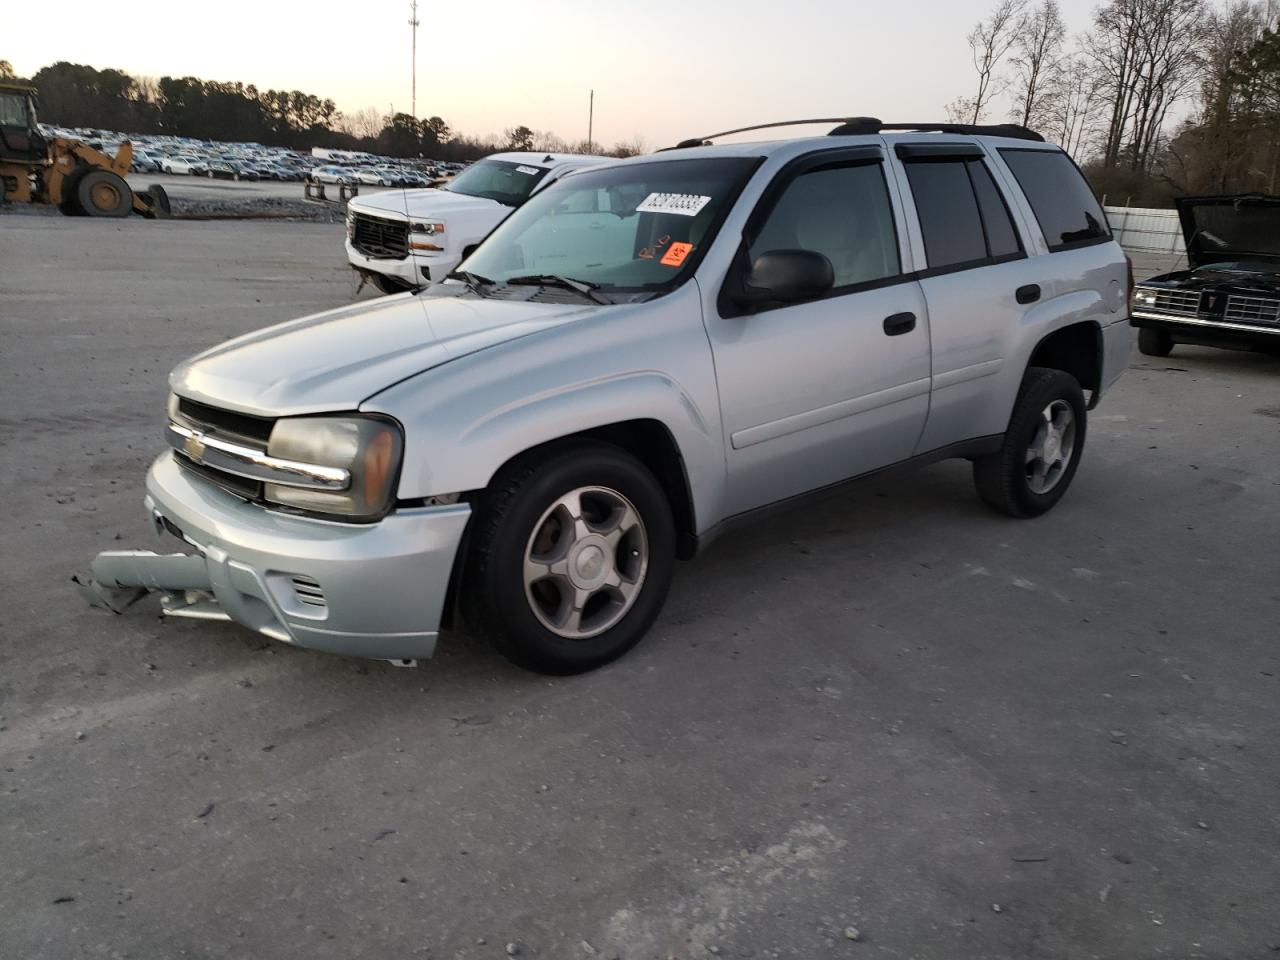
[76,453,472,661]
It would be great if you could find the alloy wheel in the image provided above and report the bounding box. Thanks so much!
[1025,399,1076,494]
[522,486,648,639]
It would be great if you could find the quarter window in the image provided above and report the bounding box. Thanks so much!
[999,149,1110,251]
[749,163,900,289]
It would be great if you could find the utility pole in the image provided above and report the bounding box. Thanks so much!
[409,0,420,118]
[587,89,594,152]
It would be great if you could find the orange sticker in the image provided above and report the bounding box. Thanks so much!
[660,242,694,267]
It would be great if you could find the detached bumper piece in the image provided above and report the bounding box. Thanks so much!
[75,452,473,662]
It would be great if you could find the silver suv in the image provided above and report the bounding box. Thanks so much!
[80,118,1133,674]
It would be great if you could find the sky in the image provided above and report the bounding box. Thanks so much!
[10,0,1112,148]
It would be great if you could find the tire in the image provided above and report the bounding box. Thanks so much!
[973,367,1087,518]
[461,442,677,674]
[76,169,132,218]
[1138,327,1174,357]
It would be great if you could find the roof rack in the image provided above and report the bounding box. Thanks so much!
[666,117,1043,150]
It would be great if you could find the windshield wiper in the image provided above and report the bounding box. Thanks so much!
[504,274,611,305]
[445,270,495,296]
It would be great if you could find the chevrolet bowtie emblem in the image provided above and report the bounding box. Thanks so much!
[183,432,207,464]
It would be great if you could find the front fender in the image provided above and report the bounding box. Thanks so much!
[362,285,729,534]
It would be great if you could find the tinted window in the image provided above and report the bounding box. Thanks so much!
[1000,149,1110,251]
[967,161,1022,258]
[905,161,987,269]
[749,163,900,289]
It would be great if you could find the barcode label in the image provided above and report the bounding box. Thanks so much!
[636,193,712,217]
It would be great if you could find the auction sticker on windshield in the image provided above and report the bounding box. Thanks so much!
[660,242,695,267]
[637,193,712,217]
[515,165,541,175]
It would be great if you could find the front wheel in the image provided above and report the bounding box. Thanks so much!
[973,367,1087,518]
[461,442,676,674]
[1138,327,1174,357]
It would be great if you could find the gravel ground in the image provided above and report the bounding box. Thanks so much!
[1,219,1278,959]
[1,170,400,221]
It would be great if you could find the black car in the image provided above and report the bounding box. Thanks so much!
[1131,195,1280,356]
[205,159,260,182]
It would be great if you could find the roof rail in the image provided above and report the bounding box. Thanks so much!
[665,117,1044,150]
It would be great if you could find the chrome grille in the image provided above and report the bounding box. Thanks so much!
[352,213,409,259]
[172,399,274,499]
[1223,295,1280,326]
[1147,288,1202,316]
[290,575,328,610]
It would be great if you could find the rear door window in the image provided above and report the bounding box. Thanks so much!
[999,149,1110,251]
[904,161,988,269]
[904,157,1025,270]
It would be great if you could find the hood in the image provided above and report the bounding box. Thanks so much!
[1175,195,1280,270]
[349,186,504,221]
[170,292,599,417]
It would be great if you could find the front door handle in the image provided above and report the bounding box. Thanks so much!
[883,312,916,336]
[1016,284,1041,304]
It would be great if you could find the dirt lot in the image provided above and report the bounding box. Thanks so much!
[2,217,1279,960]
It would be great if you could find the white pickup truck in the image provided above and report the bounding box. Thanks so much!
[345,151,610,292]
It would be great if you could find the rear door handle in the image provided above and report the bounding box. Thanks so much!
[1016,284,1041,304]
[883,312,916,336]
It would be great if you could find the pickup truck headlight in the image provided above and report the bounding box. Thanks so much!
[346,209,356,240]
[264,416,403,521]
[411,221,445,235]
[1134,287,1158,307]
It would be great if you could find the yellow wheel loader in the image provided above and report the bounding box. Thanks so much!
[1,80,169,218]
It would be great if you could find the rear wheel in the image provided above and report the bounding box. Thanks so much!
[973,367,1087,518]
[76,169,132,217]
[1138,327,1174,357]
[462,442,676,674]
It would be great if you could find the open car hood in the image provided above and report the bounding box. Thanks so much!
[1175,195,1280,270]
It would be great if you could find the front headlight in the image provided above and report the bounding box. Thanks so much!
[264,416,403,521]
[411,221,445,236]
[1134,287,1158,307]
[346,209,356,240]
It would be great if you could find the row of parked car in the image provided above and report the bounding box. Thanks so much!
[36,123,460,186]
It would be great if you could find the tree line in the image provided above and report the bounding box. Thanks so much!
[954,0,1280,205]
[11,61,645,161]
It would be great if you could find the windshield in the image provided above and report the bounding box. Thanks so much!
[1188,202,1280,263]
[447,159,552,206]
[458,157,760,293]
[0,92,31,127]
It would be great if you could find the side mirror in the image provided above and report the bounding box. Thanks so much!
[737,250,834,306]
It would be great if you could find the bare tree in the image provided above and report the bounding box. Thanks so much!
[963,0,1028,124]
[1009,0,1067,128]
[610,134,648,157]
[1087,0,1209,171]
[348,106,382,140]
[1044,49,1103,155]
[531,129,569,153]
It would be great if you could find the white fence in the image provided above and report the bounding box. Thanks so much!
[1104,205,1185,255]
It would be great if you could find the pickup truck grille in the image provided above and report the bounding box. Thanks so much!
[352,213,408,259]
[1223,295,1280,326]
[1146,289,1202,316]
